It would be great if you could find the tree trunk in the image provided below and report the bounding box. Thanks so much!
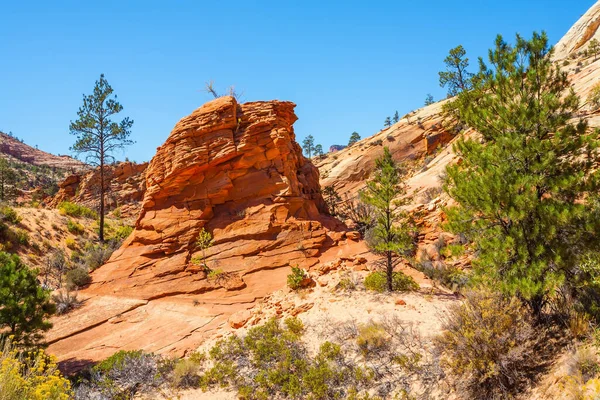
[387,250,393,291]
[99,159,105,242]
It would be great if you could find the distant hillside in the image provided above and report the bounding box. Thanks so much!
[0,131,87,172]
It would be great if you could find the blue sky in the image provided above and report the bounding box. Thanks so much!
[0,0,593,163]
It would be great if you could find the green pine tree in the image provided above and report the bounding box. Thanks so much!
[589,38,600,61]
[424,94,435,106]
[443,32,600,316]
[393,111,400,123]
[302,135,315,158]
[439,45,473,97]
[361,147,414,291]
[70,74,134,242]
[0,252,55,345]
[314,144,324,157]
[384,116,392,128]
[348,131,361,146]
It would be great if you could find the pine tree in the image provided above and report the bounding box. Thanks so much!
[0,252,55,345]
[393,111,400,123]
[348,131,361,146]
[70,74,134,242]
[424,94,435,106]
[0,157,17,201]
[302,135,315,158]
[314,144,324,157]
[361,147,414,291]
[439,45,473,97]
[589,38,600,61]
[443,32,600,316]
[384,117,392,128]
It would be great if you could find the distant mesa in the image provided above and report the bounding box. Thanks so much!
[329,144,346,153]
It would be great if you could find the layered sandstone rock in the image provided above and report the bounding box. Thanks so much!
[48,97,354,365]
[554,1,600,61]
[50,161,148,218]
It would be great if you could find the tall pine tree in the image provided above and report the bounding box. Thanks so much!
[361,147,414,291]
[444,32,600,316]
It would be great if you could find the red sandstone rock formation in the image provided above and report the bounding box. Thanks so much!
[50,161,148,218]
[47,96,356,365]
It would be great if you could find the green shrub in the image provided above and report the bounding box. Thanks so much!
[12,228,29,246]
[65,267,91,290]
[284,316,305,336]
[287,266,306,290]
[199,318,372,399]
[172,357,202,388]
[435,289,543,399]
[589,83,600,110]
[66,219,85,235]
[0,206,20,224]
[415,263,470,292]
[58,202,97,219]
[110,225,133,241]
[364,271,419,293]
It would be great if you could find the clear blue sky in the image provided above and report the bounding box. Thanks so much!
[0,0,593,163]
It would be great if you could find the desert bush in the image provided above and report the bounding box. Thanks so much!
[65,267,91,290]
[0,338,72,399]
[287,266,307,290]
[12,228,29,246]
[198,318,373,399]
[284,316,305,336]
[0,205,20,224]
[570,346,600,382]
[171,354,205,388]
[65,238,77,250]
[58,202,97,219]
[436,289,543,399]
[337,272,358,291]
[414,262,469,292]
[80,241,120,271]
[52,290,82,315]
[66,219,84,235]
[74,350,165,400]
[364,271,419,293]
[110,225,133,241]
[356,322,389,357]
[588,83,600,110]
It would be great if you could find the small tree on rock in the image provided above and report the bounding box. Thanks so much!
[70,74,134,242]
[439,45,473,97]
[348,131,361,146]
[589,38,600,61]
[314,144,324,158]
[384,117,392,128]
[361,147,414,291]
[424,94,435,106]
[302,135,315,158]
[392,111,400,124]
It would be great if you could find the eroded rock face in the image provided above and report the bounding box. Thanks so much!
[554,1,600,61]
[50,161,148,218]
[90,96,330,299]
[48,97,354,366]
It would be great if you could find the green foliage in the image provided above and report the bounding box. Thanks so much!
[361,147,414,291]
[302,135,315,158]
[393,111,400,124]
[443,32,600,316]
[414,263,469,293]
[436,289,542,399]
[199,318,372,399]
[364,271,419,293]
[438,45,473,97]
[194,227,213,271]
[0,339,72,399]
[69,74,134,242]
[0,252,55,345]
[314,144,324,157]
[65,267,91,290]
[108,224,133,241]
[424,93,435,106]
[0,157,17,202]
[93,350,144,374]
[66,219,85,235]
[0,206,20,224]
[287,266,306,290]
[284,316,304,336]
[588,82,600,110]
[348,131,361,146]
[589,38,600,61]
[384,116,392,127]
[58,202,97,219]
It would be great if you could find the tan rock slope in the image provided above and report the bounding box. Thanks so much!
[554,0,600,61]
[47,96,359,367]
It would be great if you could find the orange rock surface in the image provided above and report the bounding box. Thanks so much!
[47,96,356,367]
